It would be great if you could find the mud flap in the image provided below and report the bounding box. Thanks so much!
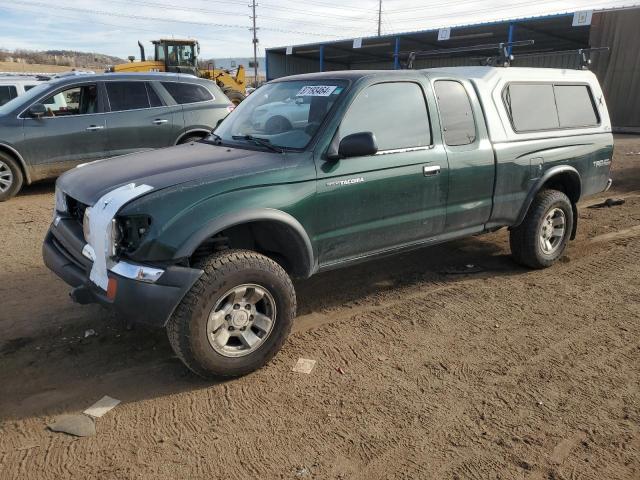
[571,203,578,240]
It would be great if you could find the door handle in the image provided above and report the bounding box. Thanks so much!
[423,165,441,176]
[86,125,104,131]
[152,119,168,125]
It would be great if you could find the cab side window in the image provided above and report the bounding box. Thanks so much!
[40,84,98,116]
[434,80,477,146]
[340,82,431,151]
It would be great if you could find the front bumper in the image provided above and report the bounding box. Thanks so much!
[43,217,202,328]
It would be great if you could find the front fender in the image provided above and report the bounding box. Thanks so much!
[175,208,316,277]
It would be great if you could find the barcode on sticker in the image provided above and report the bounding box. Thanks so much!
[296,85,337,97]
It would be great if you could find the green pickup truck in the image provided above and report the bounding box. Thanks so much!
[44,66,613,378]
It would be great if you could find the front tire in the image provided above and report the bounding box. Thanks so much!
[0,153,23,202]
[510,189,574,269]
[167,250,296,378]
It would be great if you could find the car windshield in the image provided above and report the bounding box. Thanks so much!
[0,82,50,115]
[214,80,348,150]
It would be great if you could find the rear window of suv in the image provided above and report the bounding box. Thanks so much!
[0,85,18,106]
[162,82,213,104]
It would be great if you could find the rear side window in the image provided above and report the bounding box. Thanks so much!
[554,85,599,128]
[0,86,18,106]
[503,83,600,132]
[106,82,150,111]
[146,83,163,107]
[434,80,477,146]
[162,82,213,104]
[340,82,431,151]
[504,84,559,132]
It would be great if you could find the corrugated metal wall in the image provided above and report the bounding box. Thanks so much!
[266,9,640,131]
[267,53,345,78]
[590,10,640,132]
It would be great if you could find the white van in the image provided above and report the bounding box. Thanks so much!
[0,76,47,106]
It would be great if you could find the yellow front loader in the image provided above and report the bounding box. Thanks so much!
[108,39,246,104]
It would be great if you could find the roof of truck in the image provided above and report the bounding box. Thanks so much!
[423,65,597,82]
[273,66,598,84]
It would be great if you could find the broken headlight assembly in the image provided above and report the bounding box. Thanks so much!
[114,215,153,255]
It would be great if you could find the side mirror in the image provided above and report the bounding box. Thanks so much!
[335,132,378,159]
[28,103,47,118]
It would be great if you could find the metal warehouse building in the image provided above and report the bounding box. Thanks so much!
[265,6,640,132]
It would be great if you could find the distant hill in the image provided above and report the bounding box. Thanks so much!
[0,48,125,70]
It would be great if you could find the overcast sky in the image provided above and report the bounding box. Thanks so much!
[0,0,637,59]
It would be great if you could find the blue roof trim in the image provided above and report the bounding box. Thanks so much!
[265,7,629,53]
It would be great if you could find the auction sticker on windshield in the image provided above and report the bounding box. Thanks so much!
[297,85,338,97]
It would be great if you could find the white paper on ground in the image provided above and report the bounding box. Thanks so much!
[292,358,316,374]
[87,183,153,290]
[83,395,121,418]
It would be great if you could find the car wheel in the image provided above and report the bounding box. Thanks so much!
[224,90,245,106]
[167,249,296,378]
[0,153,23,202]
[265,116,292,135]
[510,189,573,269]
[179,135,204,144]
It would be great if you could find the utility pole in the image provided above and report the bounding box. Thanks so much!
[250,0,259,87]
[377,0,382,36]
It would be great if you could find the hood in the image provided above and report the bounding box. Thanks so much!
[57,142,282,205]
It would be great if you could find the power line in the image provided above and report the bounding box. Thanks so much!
[3,0,346,37]
[103,0,375,32]
[382,0,615,25]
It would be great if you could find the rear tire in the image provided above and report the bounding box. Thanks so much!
[265,116,292,134]
[178,135,204,144]
[510,189,573,269]
[0,153,23,202]
[224,89,245,106]
[167,249,296,379]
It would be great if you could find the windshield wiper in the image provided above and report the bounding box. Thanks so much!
[232,135,283,153]
[204,132,223,145]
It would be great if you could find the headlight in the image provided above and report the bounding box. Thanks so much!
[82,208,91,242]
[54,187,67,214]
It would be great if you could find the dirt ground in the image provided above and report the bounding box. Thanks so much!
[1,136,639,479]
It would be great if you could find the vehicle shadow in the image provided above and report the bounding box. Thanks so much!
[15,180,56,198]
[0,231,524,421]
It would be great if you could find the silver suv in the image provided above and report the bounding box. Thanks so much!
[0,72,233,200]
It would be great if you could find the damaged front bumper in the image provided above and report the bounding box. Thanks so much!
[43,216,202,328]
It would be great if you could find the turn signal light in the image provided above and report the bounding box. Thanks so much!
[107,277,118,300]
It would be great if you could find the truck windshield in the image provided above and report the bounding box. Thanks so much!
[214,80,348,150]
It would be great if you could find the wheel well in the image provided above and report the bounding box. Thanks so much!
[189,221,311,278]
[0,145,29,184]
[542,172,581,204]
[176,131,209,144]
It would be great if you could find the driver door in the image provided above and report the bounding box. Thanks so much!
[22,82,108,176]
[313,80,449,265]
